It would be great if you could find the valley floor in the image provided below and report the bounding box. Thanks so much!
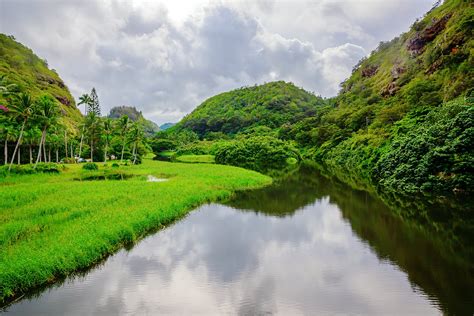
[0,159,271,304]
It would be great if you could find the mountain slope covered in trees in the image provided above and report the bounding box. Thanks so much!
[169,0,472,196]
[177,81,326,137]
[295,0,473,194]
[0,34,81,128]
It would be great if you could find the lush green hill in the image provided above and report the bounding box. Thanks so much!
[108,105,159,136]
[158,0,473,196]
[177,81,326,137]
[283,0,473,195]
[0,34,81,129]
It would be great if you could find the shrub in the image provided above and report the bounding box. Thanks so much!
[151,139,177,155]
[82,162,98,171]
[63,157,75,164]
[112,163,120,168]
[215,136,300,174]
[0,163,61,176]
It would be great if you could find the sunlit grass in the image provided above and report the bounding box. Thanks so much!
[175,154,215,163]
[0,158,271,303]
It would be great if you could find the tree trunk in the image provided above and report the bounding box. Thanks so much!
[132,142,137,165]
[43,140,47,163]
[64,130,68,160]
[48,148,51,163]
[29,144,33,164]
[70,143,73,159]
[56,148,59,163]
[17,145,20,164]
[121,137,126,162]
[35,128,47,168]
[4,139,7,165]
[78,125,85,158]
[90,140,94,162]
[104,142,108,163]
[9,118,26,171]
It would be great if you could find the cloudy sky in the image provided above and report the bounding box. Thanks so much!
[0,0,434,124]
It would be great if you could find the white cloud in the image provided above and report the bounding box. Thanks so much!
[0,0,434,124]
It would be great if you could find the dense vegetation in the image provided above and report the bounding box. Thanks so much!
[299,0,474,195]
[160,0,473,196]
[0,35,162,168]
[0,158,271,303]
[0,34,81,129]
[177,81,325,137]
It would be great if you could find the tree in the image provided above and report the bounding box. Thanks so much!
[128,122,144,164]
[89,88,101,116]
[84,112,101,162]
[8,93,35,171]
[34,95,60,168]
[0,74,17,96]
[77,93,92,115]
[0,118,16,165]
[102,118,113,162]
[24,127,41,164]
[118,115,130,162]
[77,93,92,158]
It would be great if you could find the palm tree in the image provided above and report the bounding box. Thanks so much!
[102,118,113,162]
[24,127,41,164]
[8,93,34,171]
[34,95,60,168]
[1,120,16,165]
[118,115,130,162]
[77,93,92,158]
[129,123,144,164]
[0,74,17,96]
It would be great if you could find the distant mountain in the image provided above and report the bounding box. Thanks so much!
[108,106,159,136]
[177,81,325,137]
[159,123,175,130]
[0,34,81,128]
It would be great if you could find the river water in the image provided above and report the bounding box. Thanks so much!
[4,170,473,315]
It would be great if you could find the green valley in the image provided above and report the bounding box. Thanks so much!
[1,0,473,313]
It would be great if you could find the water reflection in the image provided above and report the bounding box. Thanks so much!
[4,170,473,315]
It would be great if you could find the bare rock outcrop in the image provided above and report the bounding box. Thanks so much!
[407,14,452,55]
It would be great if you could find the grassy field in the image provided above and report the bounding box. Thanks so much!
[0,159,271,303]
[175,154,215,163]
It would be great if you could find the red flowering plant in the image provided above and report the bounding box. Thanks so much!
[0,105,9,112]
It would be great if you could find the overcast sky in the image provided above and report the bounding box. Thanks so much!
[0,0,434,124]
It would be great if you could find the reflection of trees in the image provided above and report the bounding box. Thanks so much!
[229,167,474,315]
[227,170,327,217]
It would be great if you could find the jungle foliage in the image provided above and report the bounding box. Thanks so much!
[163,0,473,194]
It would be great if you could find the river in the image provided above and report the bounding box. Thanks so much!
[4,169,473,315]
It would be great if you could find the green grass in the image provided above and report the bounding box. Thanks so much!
[175,154,215,163]
[0,159,271,303]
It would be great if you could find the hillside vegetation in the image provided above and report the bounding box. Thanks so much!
[0,34,81,129]
[298,0,473,194]
[177,81,325,137]
[164,0,473,196]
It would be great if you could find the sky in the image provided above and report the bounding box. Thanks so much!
[0,0,435,124]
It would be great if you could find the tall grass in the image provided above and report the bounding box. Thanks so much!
[0,159,271,303]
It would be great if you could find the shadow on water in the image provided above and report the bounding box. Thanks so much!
[228,168,474,315]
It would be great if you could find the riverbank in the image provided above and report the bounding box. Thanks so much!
[301,160,474,265]
[0,159,272,304]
